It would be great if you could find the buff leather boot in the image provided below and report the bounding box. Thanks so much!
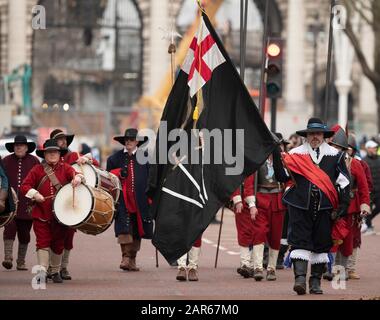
[50,252,63,283]
[347,248,360,280]
[127,239,141,271]
[16,243,28,271]
[119,244,129,270]
[2,239,14,270]
[60,249,72,280]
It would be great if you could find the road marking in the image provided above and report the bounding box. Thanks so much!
[212,244,227,251]
[227,251,240,255]
[202,238,213,244]
[203,237,239,255]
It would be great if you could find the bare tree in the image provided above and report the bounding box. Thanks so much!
[343,0,380,132]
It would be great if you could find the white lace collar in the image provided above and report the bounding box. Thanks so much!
[289,142,338,164]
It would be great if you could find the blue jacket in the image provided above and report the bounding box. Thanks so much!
[106,149,153,239]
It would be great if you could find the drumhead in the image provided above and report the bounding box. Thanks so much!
[54,184,93,227]
[72,163,97,187]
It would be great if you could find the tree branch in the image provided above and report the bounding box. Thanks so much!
[344,0,373,26]
[344,19,380,85]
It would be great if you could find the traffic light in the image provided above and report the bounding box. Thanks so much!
[266,37,283,99]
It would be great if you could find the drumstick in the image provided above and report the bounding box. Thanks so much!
[72,185,75,209]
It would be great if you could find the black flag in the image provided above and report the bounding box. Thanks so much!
[148,12,276,263]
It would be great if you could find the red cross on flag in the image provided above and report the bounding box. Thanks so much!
[182,16,226,97]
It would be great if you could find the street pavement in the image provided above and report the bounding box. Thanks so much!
[1,208,380,300]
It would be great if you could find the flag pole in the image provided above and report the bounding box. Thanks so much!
[214,206,225,268]
[323,0,336,123]
[255,0,270,207]
[258,0,269,118]
[240,0,248,81]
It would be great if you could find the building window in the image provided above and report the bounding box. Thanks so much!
[32,0,142,111]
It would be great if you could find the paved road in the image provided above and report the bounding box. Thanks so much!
[1,209,380,300]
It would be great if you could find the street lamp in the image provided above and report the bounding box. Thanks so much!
[308,14,325,118]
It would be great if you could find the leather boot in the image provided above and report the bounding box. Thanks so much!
[293,259,308,295]
[119,244,129,270]
[50,251,63,284]
[0,189,7,213]
[176,267,187,281]
[16,243,28,271]
[323,252,335,281]
[276,244,288,270]
[128,256,140,271]
[188,268,199,281]
[347,248,360,279]
[127,239,141,271]
[60,249,72,280]
[2,239,14,270]
[309,263,324,294]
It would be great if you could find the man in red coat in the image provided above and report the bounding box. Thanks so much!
[2,136,40,270]
[49,129,99,280]
[328,129,370,280]
[232,135,289,281]
[346,134,373,280]
[20,139,83,283]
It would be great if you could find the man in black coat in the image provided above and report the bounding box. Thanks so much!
[363,140,380,234]
[107,128,152,271]
[281,118,351,295]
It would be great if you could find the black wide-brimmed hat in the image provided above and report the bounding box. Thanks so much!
[36,139,68,158]
[274,132,290,145]
[50,129,75,147]
[329,127,349,150]
[113,128,148,147]
[348,134,358,152]
[5,135,36,153]
[296,117,335,138]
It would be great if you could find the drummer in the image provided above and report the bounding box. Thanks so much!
[49,129,100,280]
[0,157,9,214]
[1,136,39,271]
[20,139,84,284]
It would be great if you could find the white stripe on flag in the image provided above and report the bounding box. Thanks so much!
[178,163,206,204]
[162,187,204,209]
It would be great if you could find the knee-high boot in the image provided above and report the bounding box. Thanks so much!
[309,264,325,294]
[2,239,14,270]
[293,259,308,295]
[16,243,29,271]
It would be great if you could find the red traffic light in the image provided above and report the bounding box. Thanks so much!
[267,43,281,57]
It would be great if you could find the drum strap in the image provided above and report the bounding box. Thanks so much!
[41,163,62,192]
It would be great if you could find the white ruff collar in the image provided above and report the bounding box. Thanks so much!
[289,142,338,164]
